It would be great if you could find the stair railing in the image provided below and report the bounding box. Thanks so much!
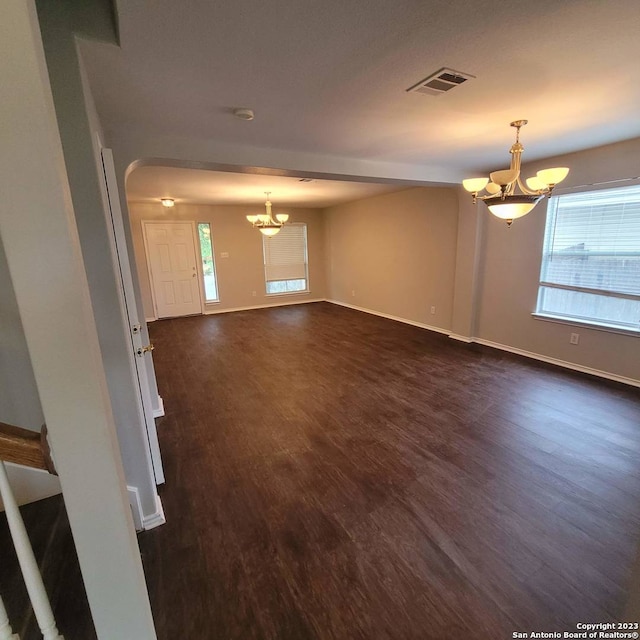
[0,422,64,640]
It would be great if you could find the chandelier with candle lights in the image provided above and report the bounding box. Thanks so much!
[462,120,569,226]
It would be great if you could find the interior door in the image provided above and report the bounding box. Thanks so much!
[100,149,165,486]
[143,222,203,319]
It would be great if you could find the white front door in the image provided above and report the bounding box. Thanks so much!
[143,222,203,319]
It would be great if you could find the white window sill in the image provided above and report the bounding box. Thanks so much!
[532,312,640,337]
[204,300,220,305]
[265,290,310,298]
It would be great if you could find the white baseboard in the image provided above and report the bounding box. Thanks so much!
[325,299,451,336]
[204,298,325,316]
[127,485,143,531]
[448,333,473,343]
[142,494,166,530]
[128,487,166,531]
[145,316,157,323]
[473,338,640,388]
[152,395,165,418]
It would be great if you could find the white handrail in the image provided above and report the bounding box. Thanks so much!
[0,462,64,640]
[0,593,19,640]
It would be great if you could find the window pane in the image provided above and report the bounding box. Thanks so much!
[266,279,307,294]
[263,223,308,295]
[537,185,640,329]
[197,223,219,302]
[538,286,640,330]
[542,251,640,295]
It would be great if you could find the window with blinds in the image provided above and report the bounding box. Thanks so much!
[536,184,640,331]
[263,223,308,295]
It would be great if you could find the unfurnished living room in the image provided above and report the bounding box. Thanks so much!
[1,1,640,639]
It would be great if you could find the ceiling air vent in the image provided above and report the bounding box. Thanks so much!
[407,67,475,97]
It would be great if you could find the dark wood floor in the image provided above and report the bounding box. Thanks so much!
[141,302,640,638]
[2,301,639,638]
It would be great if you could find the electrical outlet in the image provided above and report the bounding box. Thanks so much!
[220,252,229,258]
[252,290,256,297]
[430,305,436,315]
[570,333,580,345]
[351,290,356,297]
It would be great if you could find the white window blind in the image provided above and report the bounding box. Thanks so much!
[263,223,308,283]
[536,184,640,331]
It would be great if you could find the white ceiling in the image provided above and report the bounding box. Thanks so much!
[81,0,640,183]
[126,166,407,207]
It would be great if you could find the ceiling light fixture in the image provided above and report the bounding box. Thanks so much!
[462,120,569,226]
[160,198,175,207]
[246,192,289,236]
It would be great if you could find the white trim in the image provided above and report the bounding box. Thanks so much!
[473,337,640,388]
[532,313,640,337]
[129,487,166,531]
[145,316,157,323]
[141,495,166,531]
[152,396,165,418]
[448,333,473,343]
[127,486,143,531]
[101,149,165,488]
[204,298,324,315]
[325,299,450,335]
[265,289,310,298]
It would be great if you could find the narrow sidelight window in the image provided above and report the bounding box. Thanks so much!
[197,223,219,302]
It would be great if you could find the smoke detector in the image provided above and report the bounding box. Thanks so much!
[233,108,255,121]
[406,68,474,96]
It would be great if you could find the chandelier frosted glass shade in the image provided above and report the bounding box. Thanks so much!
[536,167,569,187]
[489,169,518,187]
[258,226,281,237]
[462,120,569,226]
[246,192,289,236]
[462,177,489,193]
[485,194,543,220]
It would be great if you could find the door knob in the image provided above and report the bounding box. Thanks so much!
[136,344,155,357]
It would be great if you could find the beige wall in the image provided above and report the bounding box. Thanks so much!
[473,137,640,383]
[324,187,459,331]
[322,155,638,385]
[127,201,326,318]
[130,140,639,385]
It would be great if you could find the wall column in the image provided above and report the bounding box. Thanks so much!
[449,187,485,342]
[0,2,156,638]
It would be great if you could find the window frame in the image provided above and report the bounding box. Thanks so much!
[533,185,640,335]
[262,222,310,297]
[197,222,220,303]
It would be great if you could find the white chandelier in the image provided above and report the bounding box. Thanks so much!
[463,120,569,226]
[246,192,289,236]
